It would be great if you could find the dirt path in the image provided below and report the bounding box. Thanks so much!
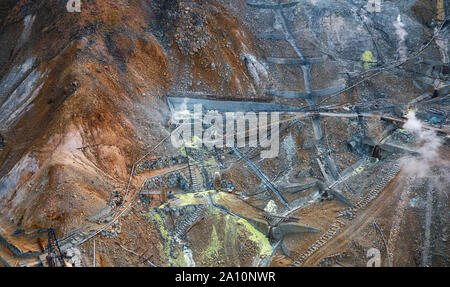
[421,183,434,266]
[301,171,405,266]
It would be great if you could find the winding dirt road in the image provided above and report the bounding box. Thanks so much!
[301,170,405,266]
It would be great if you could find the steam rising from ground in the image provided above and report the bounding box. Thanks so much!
[400,112,449,200]
[394,14,408,61]
[400,111,443,178]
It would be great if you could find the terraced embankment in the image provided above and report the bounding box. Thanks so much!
[293,162,402,266]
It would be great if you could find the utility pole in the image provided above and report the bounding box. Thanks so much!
[93,239,96,267]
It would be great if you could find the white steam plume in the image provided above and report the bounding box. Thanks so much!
[400,111,443,178]
[394,14,408,62]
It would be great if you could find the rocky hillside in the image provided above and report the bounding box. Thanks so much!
[0,0,448,267]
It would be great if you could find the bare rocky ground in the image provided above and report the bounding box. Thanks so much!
[0,0,448,266]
